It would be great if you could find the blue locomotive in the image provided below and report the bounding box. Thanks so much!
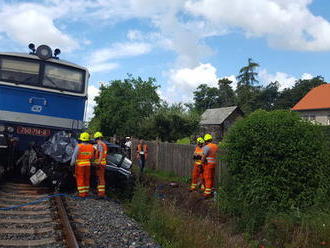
[0,44,89,177]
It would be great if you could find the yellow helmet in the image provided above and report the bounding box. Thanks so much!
[204,134,213,141]
[197,137,204,144]
[94,131,103,139]
[79,132,90,141]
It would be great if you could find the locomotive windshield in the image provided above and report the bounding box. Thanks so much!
[0,57,40,85]
[0,55,85,94]
[43,64,84,92]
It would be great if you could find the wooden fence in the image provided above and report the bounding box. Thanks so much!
[131,140,228,185]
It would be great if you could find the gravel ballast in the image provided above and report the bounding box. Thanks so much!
[66,196,160,248]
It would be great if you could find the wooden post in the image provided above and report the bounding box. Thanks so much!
[155,138,160,170]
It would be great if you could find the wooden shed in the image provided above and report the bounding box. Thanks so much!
[199,106,244,142]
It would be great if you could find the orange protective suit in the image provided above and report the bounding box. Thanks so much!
[94,141,108,196]
[203,143,218,197]
[75,143,94,197]
[190,145,204,190]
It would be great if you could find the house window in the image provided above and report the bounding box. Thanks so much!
[302,114,316,123]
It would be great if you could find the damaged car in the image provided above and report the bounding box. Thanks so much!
[16,131,134,191]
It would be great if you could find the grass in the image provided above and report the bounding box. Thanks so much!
[126,183,251,248]
[258,207,330,248]
[217,188,330,248]
[144,168,190,183]
[127,168,330,248]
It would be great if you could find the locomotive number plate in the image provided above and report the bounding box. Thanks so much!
[17,126,51,136]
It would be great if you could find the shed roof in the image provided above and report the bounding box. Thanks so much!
[200,106,239,125]
[292,84,330,111]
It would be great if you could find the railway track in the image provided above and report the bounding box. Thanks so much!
[0,182,80,248]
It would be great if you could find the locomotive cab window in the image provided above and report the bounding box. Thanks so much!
[0,58,40,85]
[43,64,84,93]
[0,55,86,94]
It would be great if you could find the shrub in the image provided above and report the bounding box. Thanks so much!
[320,125,330,148]
[222,110,330,231]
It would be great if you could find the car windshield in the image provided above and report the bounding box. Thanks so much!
[108,153,124,165]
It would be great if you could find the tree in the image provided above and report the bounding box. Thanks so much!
[236,58,259,87]
[275,76,326,109]
[192,79,237,113]
[218,78,236,107]
[254,81,279,111]
[235,85,261,114]
[140,103,200,142]
[236,58,261,114]
[89,75,160,137]
[193,84,220,112]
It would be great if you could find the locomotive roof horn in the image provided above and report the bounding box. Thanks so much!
[27,44,61,60]
[28,43,36,54]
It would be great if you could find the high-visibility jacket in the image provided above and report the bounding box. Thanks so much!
[137,144,148,159]
[194,146,203,165]
[205,143,218,167]
[95,141,108,166]
[76,143,94,167]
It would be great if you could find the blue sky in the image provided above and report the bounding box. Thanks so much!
[0,0,329,119]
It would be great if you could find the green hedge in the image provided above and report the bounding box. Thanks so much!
[222,110,330,232]
[320,125,330,147]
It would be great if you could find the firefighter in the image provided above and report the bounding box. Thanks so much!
[201,134,218,197]
[70,132,94,197]
[190,137,205,191]
[93,131,108,198]
[136,139,148,173]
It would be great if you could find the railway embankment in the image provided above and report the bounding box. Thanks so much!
[124,168,330,248]
[124,170,250,248]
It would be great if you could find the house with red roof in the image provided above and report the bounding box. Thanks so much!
[292,84,330,125]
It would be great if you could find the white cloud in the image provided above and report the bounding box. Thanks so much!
[185,0,330,51]
[259,69,314,90]
[259,69,297,90]
[90,42,152,64]
[153,12,214,67]
[85,85,100,121]
[301,73,313,80]
[86,1,213,67]
[88,63,119,73]
[82,39,92,45]
[163,63,219,102]
[0,3,79,51]
[2,0,330,57]
[170,63,218,90]
[127,30,144,41]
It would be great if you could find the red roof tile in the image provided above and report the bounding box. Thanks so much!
[292,84,330,110]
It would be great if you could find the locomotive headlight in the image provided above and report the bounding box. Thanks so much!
[7,126,14,133]
[36,45,52,60]
[0,125,5,132]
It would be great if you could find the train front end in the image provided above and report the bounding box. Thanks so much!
[0,44,89,178]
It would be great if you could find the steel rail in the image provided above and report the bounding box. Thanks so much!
[54,196,80,248]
